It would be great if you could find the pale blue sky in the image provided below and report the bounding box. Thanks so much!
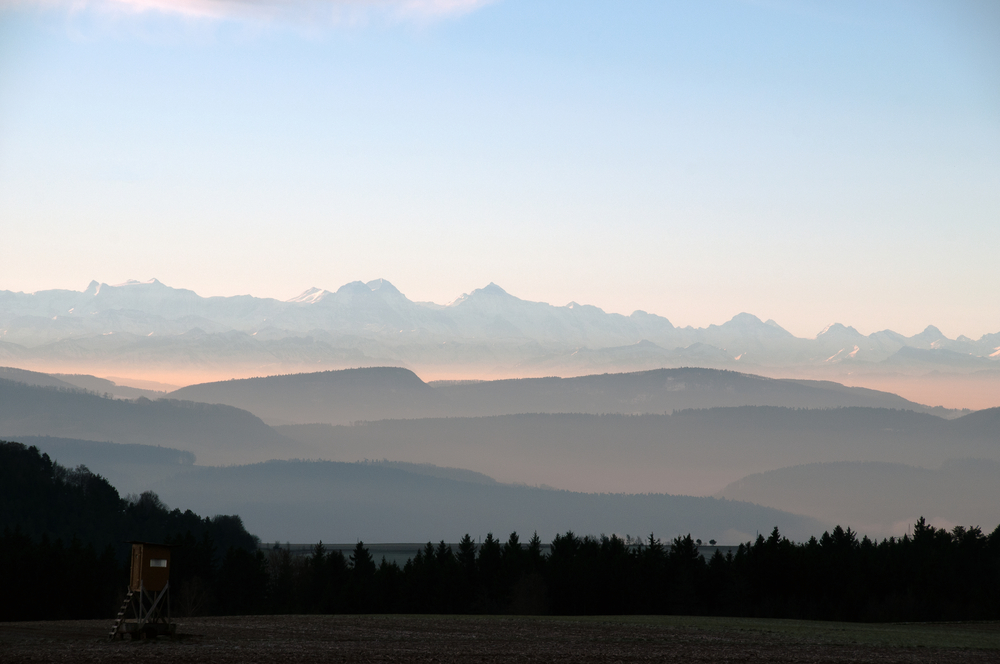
[1,0,998,337]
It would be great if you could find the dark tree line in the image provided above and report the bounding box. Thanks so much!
[3,440,1000,622]
[256,523,1000,622]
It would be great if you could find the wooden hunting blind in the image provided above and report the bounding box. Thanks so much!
[129,542,171,592]
[109,542,177,641]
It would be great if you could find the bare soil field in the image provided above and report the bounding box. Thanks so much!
[1,614,998,663]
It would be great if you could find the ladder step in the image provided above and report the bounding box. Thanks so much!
[108,589,136,640]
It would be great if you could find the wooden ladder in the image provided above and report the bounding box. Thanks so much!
[108,590,134,640]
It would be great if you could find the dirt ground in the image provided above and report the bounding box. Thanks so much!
[1,614,998,663]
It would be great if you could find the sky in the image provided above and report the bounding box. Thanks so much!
[0,0,998,339]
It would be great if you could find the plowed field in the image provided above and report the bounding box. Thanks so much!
[1,615,998,663]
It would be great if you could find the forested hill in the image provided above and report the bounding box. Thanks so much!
[0,440,258,555]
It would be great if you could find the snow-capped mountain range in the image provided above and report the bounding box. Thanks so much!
[0,278,997,381]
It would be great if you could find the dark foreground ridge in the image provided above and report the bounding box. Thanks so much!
[3,440,1000,624]
[1,615,998,664]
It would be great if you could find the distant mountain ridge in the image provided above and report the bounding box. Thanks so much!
[2,277,996,358]
[2,279,997,408]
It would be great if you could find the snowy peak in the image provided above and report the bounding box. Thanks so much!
[817,323,864,340]
[562,301,607,315]
[629,310,675,329]
[112,278,164,288]
[911,325,947,343]
[366,279,402,296]
[449,283,515,307]
[287,287,332,304]
[86,278,199,299]
[726,313,765,328]
[334,281,376,296]
[718,312,791,337]
[288,279,402,304]
[478,282,510,297]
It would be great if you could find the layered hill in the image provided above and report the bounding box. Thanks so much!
[428,369,954,418]
[148,458,825,544]
[5,369,996,504]
[15,435,197,495]
[278,407,1000,496]
[0,366,165,400]
[2,431,824,545]
[169,366,955,425]
[716,458,1000,537]
[171,366,440,425]
[0,366,78,390]
[0,379,294,464]
[50,373,165,399]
